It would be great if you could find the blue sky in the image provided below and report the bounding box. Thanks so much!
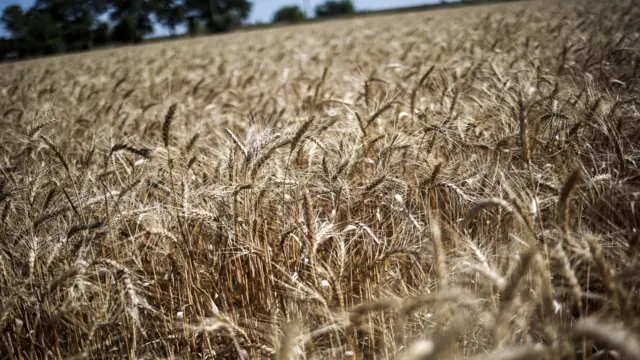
[0,0,436,38]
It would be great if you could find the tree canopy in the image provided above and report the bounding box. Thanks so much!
[1,5,25,37]
[272,5,305,24]
[2,0,364,60]
[315,0,355,18]
[155,0,187,35]
[185,0,252,33]
[1,0,253,58]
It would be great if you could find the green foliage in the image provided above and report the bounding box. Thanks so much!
[0,39,10,59]
[1,0,257,58]
[272,5,305,24]
[21,10,65,55]
[185,0,252,33]
[155,0,186,35]
[34,0,107,26]
[93,23,109,45]
[111,16,147,43]
[186,15,203,36]
[1,5,25,36]
[35,0,107,50]
[315,0,355,18]
[109,0,153,20]
[109,0,154,41]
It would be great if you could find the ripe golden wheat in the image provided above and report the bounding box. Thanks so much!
[1,0,639,358]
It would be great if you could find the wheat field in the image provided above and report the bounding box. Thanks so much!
[1,0,639,358]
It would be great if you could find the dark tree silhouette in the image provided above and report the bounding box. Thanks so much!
[109,0,154,42]
[185,0,252,33]
[315,0,354,18]
[155,0,186,36]
[272,5,305,24]
[1,5,25,37]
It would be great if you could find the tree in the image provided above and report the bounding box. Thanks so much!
[186,15,202,36]
[33,0,108,50]
[0,38,15,59]
[1,6,60,57]
[154,0,186,35]
[109,0,154,41]
[33,0,107,26]
[184,0,252,33]
[1,5,65,56]
[315,0,354,18]
[1,5,26,37]
[21,9,65,55]
[110,16,138,42]
[272,5,305,24]
[93,22,109,45]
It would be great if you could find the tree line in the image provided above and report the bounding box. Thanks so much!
[0,0,353,60]
[272,1,354,24]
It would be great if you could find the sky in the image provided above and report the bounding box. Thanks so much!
[0,0,436,38]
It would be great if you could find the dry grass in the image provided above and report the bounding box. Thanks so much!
[1,0,640,358]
